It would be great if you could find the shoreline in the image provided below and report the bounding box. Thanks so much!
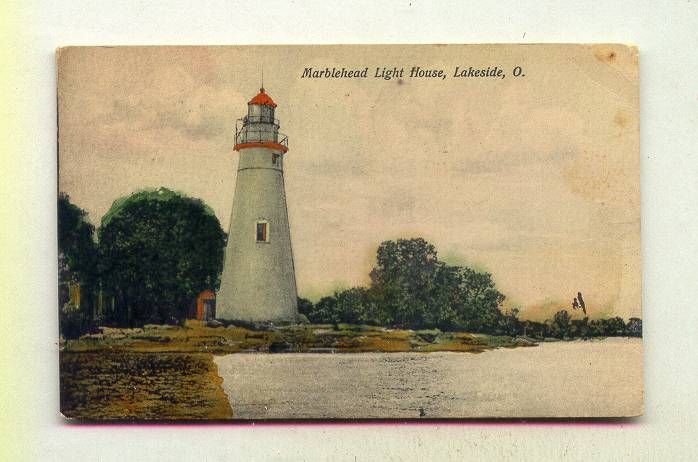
[61,320,539,355]
[59,321,638,420]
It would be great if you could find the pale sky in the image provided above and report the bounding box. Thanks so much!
[57,45,640,320]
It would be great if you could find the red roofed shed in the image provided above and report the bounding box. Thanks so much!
[196,289,216,321]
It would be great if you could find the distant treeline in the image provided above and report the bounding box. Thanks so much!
[298,238,642,339]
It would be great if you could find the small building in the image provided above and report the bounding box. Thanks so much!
[196,289,216,321]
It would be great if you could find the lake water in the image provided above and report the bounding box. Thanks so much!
[214,338,642,419]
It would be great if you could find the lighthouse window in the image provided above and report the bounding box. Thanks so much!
[272,153,279,165]
[256,221,269,242]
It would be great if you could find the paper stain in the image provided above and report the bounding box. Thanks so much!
[595,49,617,64]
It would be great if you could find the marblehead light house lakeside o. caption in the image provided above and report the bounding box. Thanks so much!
[216,88,299,323]
[300,65,512,80]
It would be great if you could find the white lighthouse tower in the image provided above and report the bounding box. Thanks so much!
[216,88,298,322]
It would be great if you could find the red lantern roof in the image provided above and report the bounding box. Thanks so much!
[248,88,277,108]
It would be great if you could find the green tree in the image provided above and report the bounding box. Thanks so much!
[309,296,340,325]
[335,287,377,324]
[98,188,226,324]
[499,307,523,336]
[552,310,572,338]
[602,316,627,336]
[299,238,508,332]
[569,317,590,338]
[369,238,439,327]
[297,297,315,320]
[58,193,97,287]
[452,266,505,332]
[422,263,461,330]
[368,238,506,331]
[625,317,642,337]
[58,193,99,337]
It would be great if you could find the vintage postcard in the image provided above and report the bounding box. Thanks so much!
[57,44,641,420]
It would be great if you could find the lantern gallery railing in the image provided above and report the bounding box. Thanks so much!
[235,128,289,148]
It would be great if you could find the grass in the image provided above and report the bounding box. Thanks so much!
[63,320,535,354]
[60,351,232,420]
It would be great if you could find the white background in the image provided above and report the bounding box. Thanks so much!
[8,0,698,460]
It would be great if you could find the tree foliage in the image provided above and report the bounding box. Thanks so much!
[299,238,643,338]
[520,312,640,339]
[98,188,226,324]
[625,317,643,337]
[58,193,98,338]
[58,193,97,285]
[301,238,506,331]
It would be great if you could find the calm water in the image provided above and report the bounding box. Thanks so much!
[214,338,642,419]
